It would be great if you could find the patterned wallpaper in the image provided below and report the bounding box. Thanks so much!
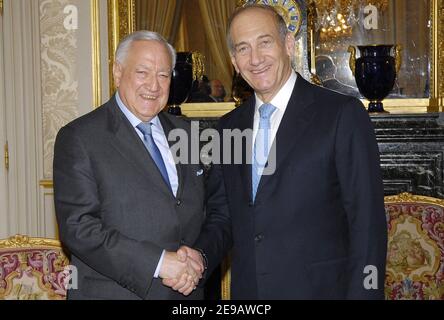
[39,0,79,178]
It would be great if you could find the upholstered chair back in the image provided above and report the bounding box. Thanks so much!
[0,235,70,300]
[384,193,444,300]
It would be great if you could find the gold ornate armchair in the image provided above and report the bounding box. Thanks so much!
[0,235,70,300]
[385,193,444,300]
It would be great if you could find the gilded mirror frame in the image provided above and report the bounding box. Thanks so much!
[107,0,235,118]
[108,0,444,116]
[311,0,444,113]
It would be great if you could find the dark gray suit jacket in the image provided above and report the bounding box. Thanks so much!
[195,75,388,299]
[54,96,205,300]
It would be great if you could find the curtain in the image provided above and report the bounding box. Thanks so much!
[198,0,237,98]
[174,9,189,52]
[136,0,184,45]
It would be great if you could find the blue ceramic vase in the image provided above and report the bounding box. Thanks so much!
[348,45,402,113]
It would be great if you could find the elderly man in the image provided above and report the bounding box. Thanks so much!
[53,31,205,300]
[181,4,387,299]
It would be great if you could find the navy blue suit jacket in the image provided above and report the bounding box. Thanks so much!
[195,75,387,299]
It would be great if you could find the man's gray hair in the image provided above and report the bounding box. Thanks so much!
[226,4,289,54]
[115,30,176,68]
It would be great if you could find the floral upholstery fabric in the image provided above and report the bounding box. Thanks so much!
[385,195,444,300]
[0,236,69,300]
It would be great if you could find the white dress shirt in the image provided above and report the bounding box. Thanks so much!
[252,71,297,149]
[115,92,179,196]
[116,91,178,278]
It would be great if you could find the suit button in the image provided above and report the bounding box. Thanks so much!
[254,234,264,242]
[176,199,182,206]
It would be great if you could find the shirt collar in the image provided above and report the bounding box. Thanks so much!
[255,70,297,112]
[115,91,160,128]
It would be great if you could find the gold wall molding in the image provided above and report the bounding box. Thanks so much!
[437,0,444,111]
[0,0,3,16]
[91,0,102,108]
[108,0,135,95]
[181,103,236,118]
[39,180,53,188]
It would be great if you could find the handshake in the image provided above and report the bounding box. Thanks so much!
[159,246,205,296]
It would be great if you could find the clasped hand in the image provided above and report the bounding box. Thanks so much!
[159,246,204,296]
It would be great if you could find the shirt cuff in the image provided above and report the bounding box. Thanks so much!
[154,249,166,278]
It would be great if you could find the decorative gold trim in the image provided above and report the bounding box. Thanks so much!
[91,0,101,109]
[221,254,231,300]
[4,141,8,171]
[239,0,303,38]
[429,0,438,112]
[361,99,430,114]
[191,52,205,81]
[108,0,135,95]
[437,0,444,112]
[181,102,235,118]
[384,192,444,207]
[0,235,62,249]
[39,180,53,188]
[0,0,3,16]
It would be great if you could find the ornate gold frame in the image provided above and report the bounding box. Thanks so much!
[0,234,63,249]
[0,0,3,16]
[91,0,102,108]
[107,0,135,97]
[107,0,443,115]
[384,192,444,207]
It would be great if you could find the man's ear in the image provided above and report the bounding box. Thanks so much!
[285,33,296,58]
[113,62,122,88]
[231,54,240,74]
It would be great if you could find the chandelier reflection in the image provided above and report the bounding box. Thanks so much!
[313,0,389,40]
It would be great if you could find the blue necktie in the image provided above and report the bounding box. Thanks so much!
[252,103,276,201]
[137,122,172,191]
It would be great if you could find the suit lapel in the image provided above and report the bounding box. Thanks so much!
[256,75,317,198]
[158,112,185,200]
[232,98,255,202]
[106,97,174,197]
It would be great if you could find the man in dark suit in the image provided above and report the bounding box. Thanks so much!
[181,4,388,299]
[53,31,205,300]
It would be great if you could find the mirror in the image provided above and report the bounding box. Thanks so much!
[312,0,442,112]
[135,0,236,104]
[108,0,313,116]
[108,0,443,115]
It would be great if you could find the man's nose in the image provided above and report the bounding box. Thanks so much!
[250,48,264,66]
[145,74,159,91]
